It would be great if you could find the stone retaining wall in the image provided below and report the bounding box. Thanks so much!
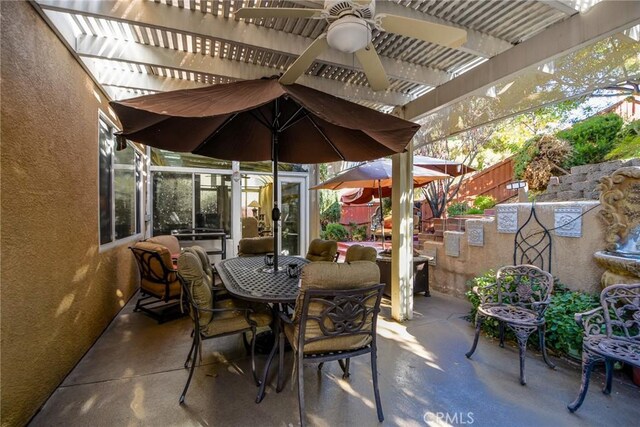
[538,158,640,201]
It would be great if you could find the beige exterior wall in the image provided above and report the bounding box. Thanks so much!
[425,201,605,298]
[1,3,139,426]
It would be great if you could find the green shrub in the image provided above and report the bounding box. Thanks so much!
[558,113,623,167]
[465,271,600,360]
[320,222,349,242]
[465,207,484,215]
[348,222,368,241]
[544,284,600,359]
[320,201,340,229]
[447,202,470,217]
[606,119,640,160]
[473,195,496,211]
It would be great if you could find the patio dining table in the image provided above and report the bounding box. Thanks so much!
[215,255,310,403]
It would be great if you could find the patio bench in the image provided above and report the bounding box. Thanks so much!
[567,283,640,412]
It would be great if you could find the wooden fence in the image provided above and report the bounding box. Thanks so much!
[421,157,515,223]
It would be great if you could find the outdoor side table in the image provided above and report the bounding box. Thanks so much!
[376,255,431,297]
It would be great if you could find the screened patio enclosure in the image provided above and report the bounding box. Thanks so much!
[149,148,310,259]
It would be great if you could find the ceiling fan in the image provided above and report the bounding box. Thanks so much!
[235,1,467,91]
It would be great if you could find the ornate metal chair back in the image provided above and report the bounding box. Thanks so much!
[496,265,554,314]
[297,284,384,352]
[130,243,177,289]
[601,283,640,341]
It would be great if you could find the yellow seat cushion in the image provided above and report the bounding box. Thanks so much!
[305,239,338,262]
[345,245,377,263]
[238,237,274,256]
[201,299,272,337]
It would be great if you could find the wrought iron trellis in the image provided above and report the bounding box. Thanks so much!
[513,203,552,273]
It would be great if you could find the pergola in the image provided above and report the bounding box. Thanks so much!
[32,0,640,320]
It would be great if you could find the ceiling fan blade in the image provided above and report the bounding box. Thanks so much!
[280,34,329,85]
[378,14,467,49]
[355,44,390,91]
[235,7,324,19]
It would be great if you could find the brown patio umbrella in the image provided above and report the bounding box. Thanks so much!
[413,155,475,177]
[311,159,449,246]
[110,77,420,270]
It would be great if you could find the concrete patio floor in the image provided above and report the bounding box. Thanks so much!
[30,292,639,426]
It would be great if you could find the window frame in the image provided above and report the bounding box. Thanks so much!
[98,111,144,251]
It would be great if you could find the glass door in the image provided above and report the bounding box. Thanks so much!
[278,176,307,256]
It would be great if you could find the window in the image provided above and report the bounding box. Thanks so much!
[152,172,231,236]
[99,115,142,245]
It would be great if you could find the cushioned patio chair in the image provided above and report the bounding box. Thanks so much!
[567,283,640,412]
[238,236,274,257]
[146,234,181,255]
[305,238,338,262]
[241,217,259,238]
[177,250,272,404]
[129,241,183,323]
[278,261,384,426]
[466,264,556,385]
[345,244,377,263]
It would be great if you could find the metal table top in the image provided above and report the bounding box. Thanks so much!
[216,256,309,303]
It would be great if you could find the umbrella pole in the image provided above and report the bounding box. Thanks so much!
[378,181,385,250]
[272,131,280,273]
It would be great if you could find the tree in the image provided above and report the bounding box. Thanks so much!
[415,125,495,218]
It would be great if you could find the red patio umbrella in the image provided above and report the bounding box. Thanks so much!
[110,77,420,271]
[311,159,449,247]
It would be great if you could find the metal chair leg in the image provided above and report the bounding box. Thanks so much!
[338,358,351,379]
[603,358,614,395]
[515,329,532,386]
[538,324,556,369]
[276,329,285,392]
[568,349,602,412]
[184,336,196,369]
[317,362,324,371]
[466,314,483,358]
[250,327,260,387]
[180,334,200,404]
[371,350,384,422]
[297,353,306,427]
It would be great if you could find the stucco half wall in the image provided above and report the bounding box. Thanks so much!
[1,3,139,426]
[425,201,605,298]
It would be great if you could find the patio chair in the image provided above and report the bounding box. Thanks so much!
[465,264,556,385]
[177,250,272,404]
[146,234,181,255]
[278,261,384,426]
[344,244,377,263]
[237,236,274,257]
[305,238,338,262]
[129,241,183,324]
[242,217,259,238]
[567,283,640,412]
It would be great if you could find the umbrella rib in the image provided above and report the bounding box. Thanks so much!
[305,115,345,161]
[279,107,307,132]
[193,113,240,153]
[249,110,273,131]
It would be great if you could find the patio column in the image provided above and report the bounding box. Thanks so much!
[309,165,320,240]
[391,140,414,321]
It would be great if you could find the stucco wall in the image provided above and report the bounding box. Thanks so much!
[425,201,605,298]
[1,3,139,426]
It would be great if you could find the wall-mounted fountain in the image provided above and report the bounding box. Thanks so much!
[594,166,640,287]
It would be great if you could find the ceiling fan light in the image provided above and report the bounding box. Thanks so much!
[326,16,371,53]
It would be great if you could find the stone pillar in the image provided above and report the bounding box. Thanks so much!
[391,140,414,321]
